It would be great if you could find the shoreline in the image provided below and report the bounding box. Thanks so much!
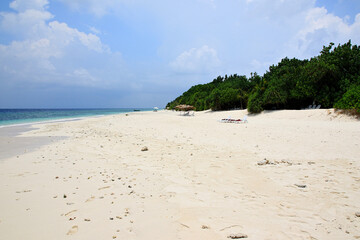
[0,125,66,161]
[0,109,359,239]
[0,108,153,128]
[0,110,155,161]
[0,117,84,129]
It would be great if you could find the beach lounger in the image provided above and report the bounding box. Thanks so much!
[316,105,321,109]
[220,115,247,123]
[220,116,232,123]
[235,115,248,124]
[181,111,195,116]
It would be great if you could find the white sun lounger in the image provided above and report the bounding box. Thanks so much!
[220,116,232,123]
[220,115,248,124]
[235,115,248,124]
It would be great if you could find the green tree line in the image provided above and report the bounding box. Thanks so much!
[166,41,360,114]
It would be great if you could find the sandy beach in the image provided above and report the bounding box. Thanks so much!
[0,109,359,240]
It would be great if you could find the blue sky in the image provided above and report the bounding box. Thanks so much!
[0,0,359,108]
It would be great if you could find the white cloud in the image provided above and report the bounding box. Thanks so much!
[243,0,315,20]
[250,59,274,74]
[58,0,122,17]
[54,0,360,67]
[71,68,98,86]
[0,0,111,87]
[10,0,49,12]
[89,26,101,35]
[48,21,108,53]
[290,7,360,58]
[170,45,221,73]
[0,9,53,38]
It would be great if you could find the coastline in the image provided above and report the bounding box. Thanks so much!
[0,109,359,239]
[0,110,147,160]
[0,108,152,128]
[0,117,84,129]
[0,125,65,161]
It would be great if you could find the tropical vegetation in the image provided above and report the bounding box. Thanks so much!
[166,41,360,114]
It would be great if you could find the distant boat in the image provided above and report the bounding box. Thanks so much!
[133,109,140,111]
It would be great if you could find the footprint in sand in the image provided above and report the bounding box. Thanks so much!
[66,225,78,235]
[85,196,95,202]
[65,210,77,217]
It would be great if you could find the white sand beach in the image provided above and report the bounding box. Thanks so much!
[0,109,359,239]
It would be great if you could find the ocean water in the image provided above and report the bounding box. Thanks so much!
[0,108,152,127]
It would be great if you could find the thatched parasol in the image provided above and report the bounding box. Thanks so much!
[175,104,196,111]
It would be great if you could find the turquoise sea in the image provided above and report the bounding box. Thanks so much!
[0,108,152,127]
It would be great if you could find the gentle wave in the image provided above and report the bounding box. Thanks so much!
[0,108,152,127]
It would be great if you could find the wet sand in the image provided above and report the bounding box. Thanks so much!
[0,126,64,161]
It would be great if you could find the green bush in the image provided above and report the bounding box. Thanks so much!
[247,91,263,113]
[334,84,360,113]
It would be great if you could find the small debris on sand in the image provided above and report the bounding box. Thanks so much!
[227,233,248,239]
[258,158,297,166]
[66,225,78,235]
[65,210,77,217]
[355,212,360,217]
[257,158,269,165]
[295,184,307,188]
[141,146,148,151]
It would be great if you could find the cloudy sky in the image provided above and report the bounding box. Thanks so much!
[0,0,359,108]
